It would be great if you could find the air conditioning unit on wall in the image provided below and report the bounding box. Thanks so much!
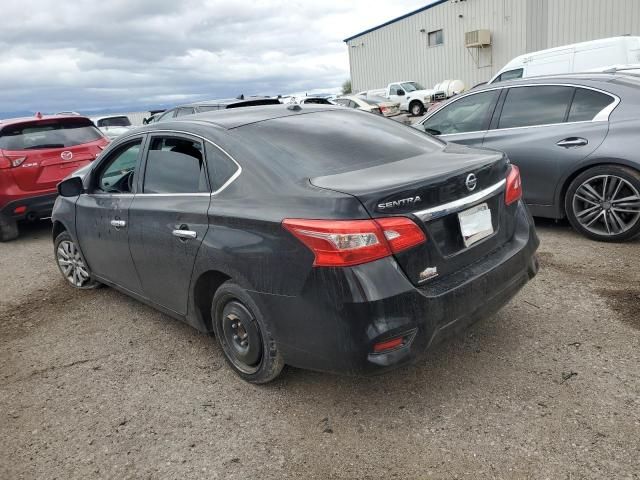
[465,30,491,47]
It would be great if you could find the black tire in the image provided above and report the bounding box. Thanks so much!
[211,281,284,384]
[54,231,101,289]
[409,100,425,116]
[565,164,640,242]
[0,214,19,242]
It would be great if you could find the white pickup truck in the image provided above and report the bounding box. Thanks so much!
[365,81,435,116]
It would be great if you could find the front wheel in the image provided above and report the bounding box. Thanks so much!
[211,282,284,384]
[565,165,640,242]
[54,231,101,288]
[409,101,425,116]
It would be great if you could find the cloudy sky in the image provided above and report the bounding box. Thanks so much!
[0,0,428,115]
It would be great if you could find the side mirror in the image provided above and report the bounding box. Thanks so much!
[396,89,405,96]
[424,127,442,136]
[58,176,84,197]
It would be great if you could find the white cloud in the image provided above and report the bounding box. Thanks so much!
[0,0,427,114]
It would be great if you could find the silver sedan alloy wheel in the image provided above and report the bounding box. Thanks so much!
[56,240,91,287]
[572,174,640,237]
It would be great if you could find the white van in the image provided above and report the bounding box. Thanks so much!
[489,36,640,83]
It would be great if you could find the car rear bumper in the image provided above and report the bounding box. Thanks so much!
[0,192,58,220]
[250,201,539,375]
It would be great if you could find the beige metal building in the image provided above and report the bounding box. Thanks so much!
[345,0,640,92]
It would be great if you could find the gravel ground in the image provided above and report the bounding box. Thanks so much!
[1,219,639,479]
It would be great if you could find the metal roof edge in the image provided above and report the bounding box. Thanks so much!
[343,0,448,43]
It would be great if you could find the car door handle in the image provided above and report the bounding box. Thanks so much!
[556,137,588,148]
[110,219,126,228]
[172,229,197,239]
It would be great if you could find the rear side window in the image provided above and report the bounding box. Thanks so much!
[0,118,103,150]
[422,90,500,135]
[143,137,208,193]
[197,106,220,112]
[494,68,523,83]
[568,88,615,122]
[498,86,574,129]
[205,143,239,192]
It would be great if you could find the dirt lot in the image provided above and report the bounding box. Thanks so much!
[1,220,639,479]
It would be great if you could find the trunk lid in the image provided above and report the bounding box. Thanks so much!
[310,143,513,286]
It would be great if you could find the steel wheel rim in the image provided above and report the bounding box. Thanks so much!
[220,300,263,374]
[56,240,91,287]
[572,174,640,236]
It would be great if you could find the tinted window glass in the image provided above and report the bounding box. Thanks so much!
[97,141,141,193]
[244,110,443,177]
[97,116,131,127]
[0,118,103,150]
[568,88,614,122]
[205,143,238,192]
[498,86,573,129]
[422,90,499,135]
[143,137,208,193]
[495,69,523,83]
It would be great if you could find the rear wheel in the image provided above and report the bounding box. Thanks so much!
[54,231,101,288]
[565,165,640,242]
[0,214,19,242]
[409,100,425,116]
[211,282,284,384]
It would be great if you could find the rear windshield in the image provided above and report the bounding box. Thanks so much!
[97,116,131,127]
[0,118,103,150]
[242,110,443,176]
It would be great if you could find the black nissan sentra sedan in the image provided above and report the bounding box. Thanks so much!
[52,105,539,383]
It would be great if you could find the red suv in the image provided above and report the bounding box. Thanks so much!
[0,114,109,240]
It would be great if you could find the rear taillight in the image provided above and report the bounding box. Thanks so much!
[282,217,425,267]
[0,155,27,168]
[505,165,522,206]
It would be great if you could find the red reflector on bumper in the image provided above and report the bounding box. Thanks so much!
[373,336,404,353]
[14,206,27,214]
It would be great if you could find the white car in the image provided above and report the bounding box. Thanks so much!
[334,95,401,117]
[90,115,135,139]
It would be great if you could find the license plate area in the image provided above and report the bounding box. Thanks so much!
[457,203,493,247]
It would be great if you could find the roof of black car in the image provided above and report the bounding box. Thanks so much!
[179,104,340,130]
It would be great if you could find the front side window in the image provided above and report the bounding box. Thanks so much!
[568,88,615,122]
[97,140,142,193]
[494,68,524,83]
[428,29,444,47]
[389,85,402,95]
[422,90,500,135]
[143,137,208,194]
[197,105,220,113]
[498,86,574,129]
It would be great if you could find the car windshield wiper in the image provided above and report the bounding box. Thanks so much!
[24,144,66,149]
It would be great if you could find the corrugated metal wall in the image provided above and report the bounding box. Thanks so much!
[346,0,640,92]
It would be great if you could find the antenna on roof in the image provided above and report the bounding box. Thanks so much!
[237,94,244,100]
[35,112,43,119]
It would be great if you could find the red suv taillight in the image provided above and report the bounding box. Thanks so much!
[282,217,426,267]
[505,165,522,206]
